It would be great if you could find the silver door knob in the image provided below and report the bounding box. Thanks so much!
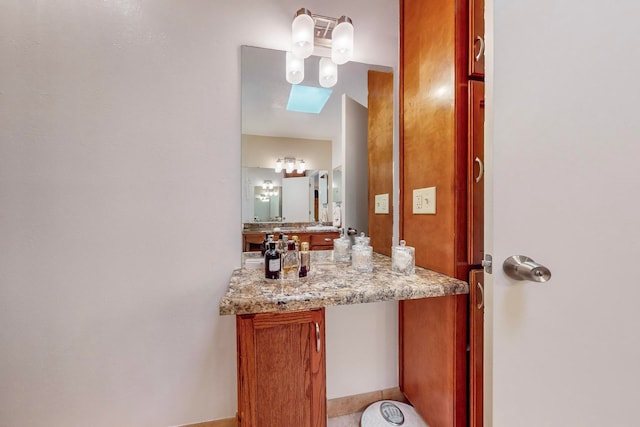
[503,255,551,283]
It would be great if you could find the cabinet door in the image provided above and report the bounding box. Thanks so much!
[236,309,326,427]
[469,270,484,427]
[399,295,468,427]
[469,0,485,78]
[468,81,485,265]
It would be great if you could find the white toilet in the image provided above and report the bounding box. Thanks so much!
[361,400,429,427]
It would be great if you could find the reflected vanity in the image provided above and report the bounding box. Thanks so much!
[240,45,391,246]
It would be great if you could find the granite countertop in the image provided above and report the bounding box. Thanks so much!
[219,251,468,315]
[242,226,339,234]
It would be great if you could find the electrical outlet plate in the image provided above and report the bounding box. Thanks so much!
[413,187,436,214]
[374,193,389,214]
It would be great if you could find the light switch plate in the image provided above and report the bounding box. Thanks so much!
[413,187,436,214]
[375,193,389,214]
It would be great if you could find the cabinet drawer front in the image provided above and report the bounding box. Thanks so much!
[310,233,337,247]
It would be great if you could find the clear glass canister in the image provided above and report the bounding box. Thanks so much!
[333,230,351,262]
[351,244,373,272]
[354,232,370,247]
[392,240,415,275]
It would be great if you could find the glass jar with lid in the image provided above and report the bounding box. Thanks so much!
[354,232,370,247]
[351,243,373,272]
[392,240,415,275]
[333,228,351,262]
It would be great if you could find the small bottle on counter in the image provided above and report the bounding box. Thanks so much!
[264,241,280,279]
[299,242,310,277]
[261,234,273,255]
[282,239,299,279]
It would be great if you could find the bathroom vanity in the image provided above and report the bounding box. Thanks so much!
[241,227,339,252]
[220,251,468,427]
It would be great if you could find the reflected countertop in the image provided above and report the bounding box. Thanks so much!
[219,251,468,316]
[242,223,339,234]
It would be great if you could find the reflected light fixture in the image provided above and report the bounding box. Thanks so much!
[285,158,295,174]
[274,157,307,174]
[286,9,354,89]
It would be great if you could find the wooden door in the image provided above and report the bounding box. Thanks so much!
[469,270,484,427]
[468,81,485,265]
[469,0,485,78]
[236,309,326,427]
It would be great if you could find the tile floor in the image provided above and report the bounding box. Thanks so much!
[327,411,363,427]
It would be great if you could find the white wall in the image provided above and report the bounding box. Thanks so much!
[487,0,640,425]
[0,1,398,425]
[242,134,332,172]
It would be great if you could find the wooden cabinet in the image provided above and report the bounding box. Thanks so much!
[469,0,485,78]
[308,232,337,250]
[242,231,339,252]
[469,270,484,427]
[236,309,326,427]
[243,232,266,252]
[400,0,469,280]
[468,81,485,266]
[399,295,468,427]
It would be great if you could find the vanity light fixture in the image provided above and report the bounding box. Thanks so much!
[285,157,296,174]
[331,16,354,65]
[291,8,314,59]
[274,157,307,174]
[285,51,304,85]
[286,9,354,89]
[262,180,274,190]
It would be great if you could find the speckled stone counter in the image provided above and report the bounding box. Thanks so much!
[219,251,468,315]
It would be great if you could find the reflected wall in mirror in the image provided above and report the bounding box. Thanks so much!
[241,45,393,240]
[332,167,342,204]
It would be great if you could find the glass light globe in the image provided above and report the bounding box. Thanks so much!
[331,17,353,65]
[286,52,304,85]
[319,57,337,88]
[291,9,314,59]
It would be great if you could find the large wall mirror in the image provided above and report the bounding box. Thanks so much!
[241,45,392,239]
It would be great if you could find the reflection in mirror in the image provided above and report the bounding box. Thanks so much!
[332,166,342,204]
[241,45,392,235]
